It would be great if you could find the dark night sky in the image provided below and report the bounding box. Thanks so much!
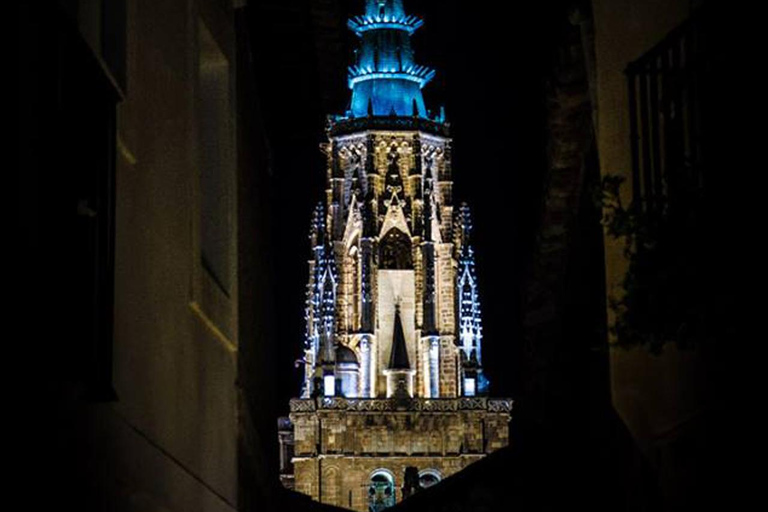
[249,0,568,412]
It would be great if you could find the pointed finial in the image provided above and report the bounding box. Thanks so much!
[388,302,411,370]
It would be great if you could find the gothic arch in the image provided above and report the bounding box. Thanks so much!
[322,465,341,505]
[379,228,412,269]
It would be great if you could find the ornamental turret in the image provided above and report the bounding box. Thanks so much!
[346,0,434,118]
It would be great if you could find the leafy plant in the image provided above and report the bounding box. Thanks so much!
[596,173,711,354]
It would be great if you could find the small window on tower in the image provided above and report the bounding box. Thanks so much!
[464,377,476,397]
[324,375,336,397]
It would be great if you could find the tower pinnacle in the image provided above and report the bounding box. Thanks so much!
[346,0,434,118]
[388,305,411,370]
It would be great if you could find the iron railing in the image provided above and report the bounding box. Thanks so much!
[626,10,708,218]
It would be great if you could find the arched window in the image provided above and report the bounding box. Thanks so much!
[368,470,396,511]
[418,469,442,489]
[379,229,412,269]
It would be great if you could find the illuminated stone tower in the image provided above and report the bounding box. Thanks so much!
[281,2,512,509]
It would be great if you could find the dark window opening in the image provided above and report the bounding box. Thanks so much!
[379,229,413,269]
[52,9,120,401]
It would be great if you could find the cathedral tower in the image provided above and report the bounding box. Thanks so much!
[280,2,512,509]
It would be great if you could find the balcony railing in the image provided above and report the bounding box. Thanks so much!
[626,10,708,218]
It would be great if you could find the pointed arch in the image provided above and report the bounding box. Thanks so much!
[379,228,412,269]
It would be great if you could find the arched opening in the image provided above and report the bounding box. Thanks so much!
[379,229,412,269]
[418,469,442,489]
[368,470,396,511]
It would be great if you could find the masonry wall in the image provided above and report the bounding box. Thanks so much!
[295,456,484,511]
[290,405,510,510]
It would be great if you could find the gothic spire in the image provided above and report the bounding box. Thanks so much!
[346,0,434,118]
[388,306,411,370]
[456,204,484,373]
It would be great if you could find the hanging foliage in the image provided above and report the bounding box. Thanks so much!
[595,173,715,354]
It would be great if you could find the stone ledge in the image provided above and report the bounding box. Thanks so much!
[289,397,513,414]
[327,116,451,137]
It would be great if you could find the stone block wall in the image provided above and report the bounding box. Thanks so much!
[289,399,511,510]
[295,455,486,511]
[484,414,511,452]
[439,339,458,397]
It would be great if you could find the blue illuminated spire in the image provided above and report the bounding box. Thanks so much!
[455,204,488,395]
[346,0,435,118]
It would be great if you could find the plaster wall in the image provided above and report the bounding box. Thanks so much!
[109,0,241,509]
[592,0,708,449]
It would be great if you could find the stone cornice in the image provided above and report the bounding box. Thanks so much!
[327,116,451,138]
[289,397,513,414]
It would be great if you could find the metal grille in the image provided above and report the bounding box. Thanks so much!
[627,11,708,218]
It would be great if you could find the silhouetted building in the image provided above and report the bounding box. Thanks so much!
[16,1,320,511]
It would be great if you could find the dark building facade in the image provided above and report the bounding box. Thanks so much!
[15,1,321,511]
